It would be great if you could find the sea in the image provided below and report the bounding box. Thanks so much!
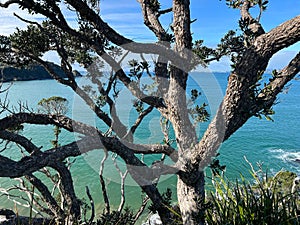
[0,72,299,216]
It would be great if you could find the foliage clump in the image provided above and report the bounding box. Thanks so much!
[38,96,68,115]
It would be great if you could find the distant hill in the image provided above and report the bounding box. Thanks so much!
[0,63,81,82]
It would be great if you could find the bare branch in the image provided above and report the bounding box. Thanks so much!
[0,113,177,159]
[25,174,65,221]
[105,50,130,94]
[257,51,300,108]
[43,0,193,72]
[0,187,34,210]
[85,186,95,225]
[89,73,129,140]
[111,155,128,213]
[0,0,21,8]
[101,52,167,110]
[0,130,40,154]
[0,78,13,94]
[134,196,150,223]
[0,129,80,221]
[99,151,110,214]
[0,114,177,220]
[53,162,81,221]
[0,136,174,222]
[13,36,165,136]
[13,13,42,28]
[64,0,174,56]
[158,7,173,16]
[40,168,61,200]
[137,0,172,109]
[118,169,128,213]
[124,105,154,140]
[23,54,121,136]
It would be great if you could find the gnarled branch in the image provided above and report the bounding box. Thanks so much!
[240,0,265,37]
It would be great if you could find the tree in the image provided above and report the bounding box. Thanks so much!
[0,0,299,224]
[38,96,68,147]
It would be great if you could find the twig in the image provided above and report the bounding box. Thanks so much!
[158,7,172,16]
[134,196,150,223]
[13,13,43,29]
[118,170,128,213]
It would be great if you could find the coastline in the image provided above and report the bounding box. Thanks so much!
[0,63,81,82]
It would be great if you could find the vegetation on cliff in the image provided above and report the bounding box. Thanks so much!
[0,63,81,82]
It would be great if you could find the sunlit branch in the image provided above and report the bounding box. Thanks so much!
[40,167,61,204]
[255,16,300,56]
[99,151,110,214]
[111,155,128,212]
[195,19,300,171]
[240,0,265,37]
[134,196,150,223]
[138,0,169,41]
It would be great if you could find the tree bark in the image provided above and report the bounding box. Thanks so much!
[195,15,300,170]
[168,1,207,224]
[174,6,300,225]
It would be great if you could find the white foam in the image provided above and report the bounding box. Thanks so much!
[268,148,300,173]
[268,148,285,154]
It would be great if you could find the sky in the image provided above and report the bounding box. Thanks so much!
[0,0,299,72]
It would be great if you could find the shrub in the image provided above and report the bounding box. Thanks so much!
[96,208,135,225]
[206,167,300,225]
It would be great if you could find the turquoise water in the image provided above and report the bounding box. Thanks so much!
[0,72,299,215]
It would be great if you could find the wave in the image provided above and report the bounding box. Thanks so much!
[268,148,300,173]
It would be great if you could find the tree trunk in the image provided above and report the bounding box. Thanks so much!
[170,1,208,224]
[177,171,205,225]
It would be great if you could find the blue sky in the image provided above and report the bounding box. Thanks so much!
[0,0,299,71]
[99,0,300,71]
